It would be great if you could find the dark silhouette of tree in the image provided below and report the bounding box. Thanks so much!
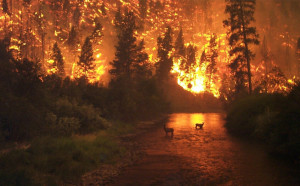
[66,26,79,54]
[206,33,218,90]
[156,26,173,82]
[50,42,65,77]
[183,44,197,89]
[138,0,147,29]
[114,8,122,33]
[175,28,185,58]
[110,11,149,82]
[134,39,151,80]
[186,44,197,70]
[2,0,9,14]
[223,0,259,95]
[13,58,42,96]
[78,37,95,76]
[90,22,103,42]
[175,28,187,72]
[73,6,81,28]
[200,50,207,65]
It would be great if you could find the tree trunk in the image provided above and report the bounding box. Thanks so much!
[240,1,252,94]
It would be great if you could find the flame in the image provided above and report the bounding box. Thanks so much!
[0,0,297,97]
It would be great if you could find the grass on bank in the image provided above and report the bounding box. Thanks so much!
[0,122,137,185]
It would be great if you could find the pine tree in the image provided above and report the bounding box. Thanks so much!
[90,22,103,42]
[223,0,259,95]
[50,42,65,77]
[186,44,197,70]
[156,26,173,81]
[78,37,95,76]
[200,50,207,65]
[66,26,79,54]
[175,28,186,72]
[206,34,218,90]
[175,28,185,58]
[114,8,123,33]
[73,6,81,28]
[110,11,149,82]
[134,39,151,79]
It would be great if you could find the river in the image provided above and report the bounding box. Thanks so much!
[110,113,300,185]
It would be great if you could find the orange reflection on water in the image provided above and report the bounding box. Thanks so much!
[167,113,224,131]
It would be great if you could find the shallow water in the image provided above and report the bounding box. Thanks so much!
[112,113,300,185]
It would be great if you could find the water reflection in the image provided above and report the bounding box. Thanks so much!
[113,113,300,185]
[156,113,300,185]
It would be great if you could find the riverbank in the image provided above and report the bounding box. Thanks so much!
[81,116,169,185]
[225,85,300,164]
[0,116,168,185]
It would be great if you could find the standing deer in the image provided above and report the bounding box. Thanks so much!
[164,124,174,137]
[195,122,204,129]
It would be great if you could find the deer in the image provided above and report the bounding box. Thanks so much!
[195,122,204,129]
[164,124,174,137]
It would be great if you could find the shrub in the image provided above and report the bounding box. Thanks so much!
[75,104,109,133]
[225,84,300,162]
[0,135,126,185]
[55,117,80,136]
[225,93,284,137]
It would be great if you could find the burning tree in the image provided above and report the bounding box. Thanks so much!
[174,28,185,58]
[223,0,259,95]
[49,42,65,77]
[77,36,95,78]
[256,66,292,94]
[66,26,80,57]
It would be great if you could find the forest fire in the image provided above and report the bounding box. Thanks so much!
[0,0,299,96]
